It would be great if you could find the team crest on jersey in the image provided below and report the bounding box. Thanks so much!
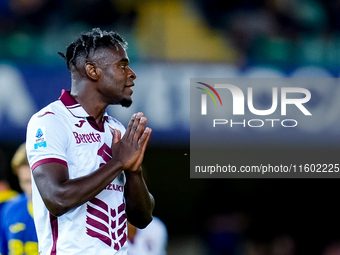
[34,127,47,149]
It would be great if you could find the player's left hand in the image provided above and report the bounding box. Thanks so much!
[110,113,152,172]
[128,124,152,172]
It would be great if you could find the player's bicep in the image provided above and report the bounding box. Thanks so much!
[32,162,69,210]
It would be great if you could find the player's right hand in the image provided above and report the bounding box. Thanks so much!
[110,112,151,170]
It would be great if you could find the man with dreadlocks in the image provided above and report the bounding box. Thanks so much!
[26,28,154,255]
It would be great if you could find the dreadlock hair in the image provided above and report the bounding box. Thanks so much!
[58,28,128,70]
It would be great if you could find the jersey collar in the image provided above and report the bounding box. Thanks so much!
[59,89,89,118]
[59,90,109,132]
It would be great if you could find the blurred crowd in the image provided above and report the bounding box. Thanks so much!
[201,212,340,255]
[196,0,340,67]
[1,0,340,67]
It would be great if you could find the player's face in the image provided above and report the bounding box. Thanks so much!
[98,45,137,107]
[17,165,32,199]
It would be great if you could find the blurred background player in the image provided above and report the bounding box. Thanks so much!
[0,148,18,212]
[0,143,38,255]
[0,147,19,255]
[127,216,167,255]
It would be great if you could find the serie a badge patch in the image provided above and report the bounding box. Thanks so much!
[34,127,47,149]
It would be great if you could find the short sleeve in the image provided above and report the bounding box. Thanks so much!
[26,110,69,171]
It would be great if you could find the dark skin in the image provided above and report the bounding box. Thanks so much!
[32,45,154,229]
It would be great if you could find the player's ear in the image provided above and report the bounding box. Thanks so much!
[85,62,100,81]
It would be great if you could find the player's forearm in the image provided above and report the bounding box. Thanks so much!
[124,170,154,229]
[39,160,124,217]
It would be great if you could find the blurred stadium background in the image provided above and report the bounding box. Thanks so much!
[1,0,340,254]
